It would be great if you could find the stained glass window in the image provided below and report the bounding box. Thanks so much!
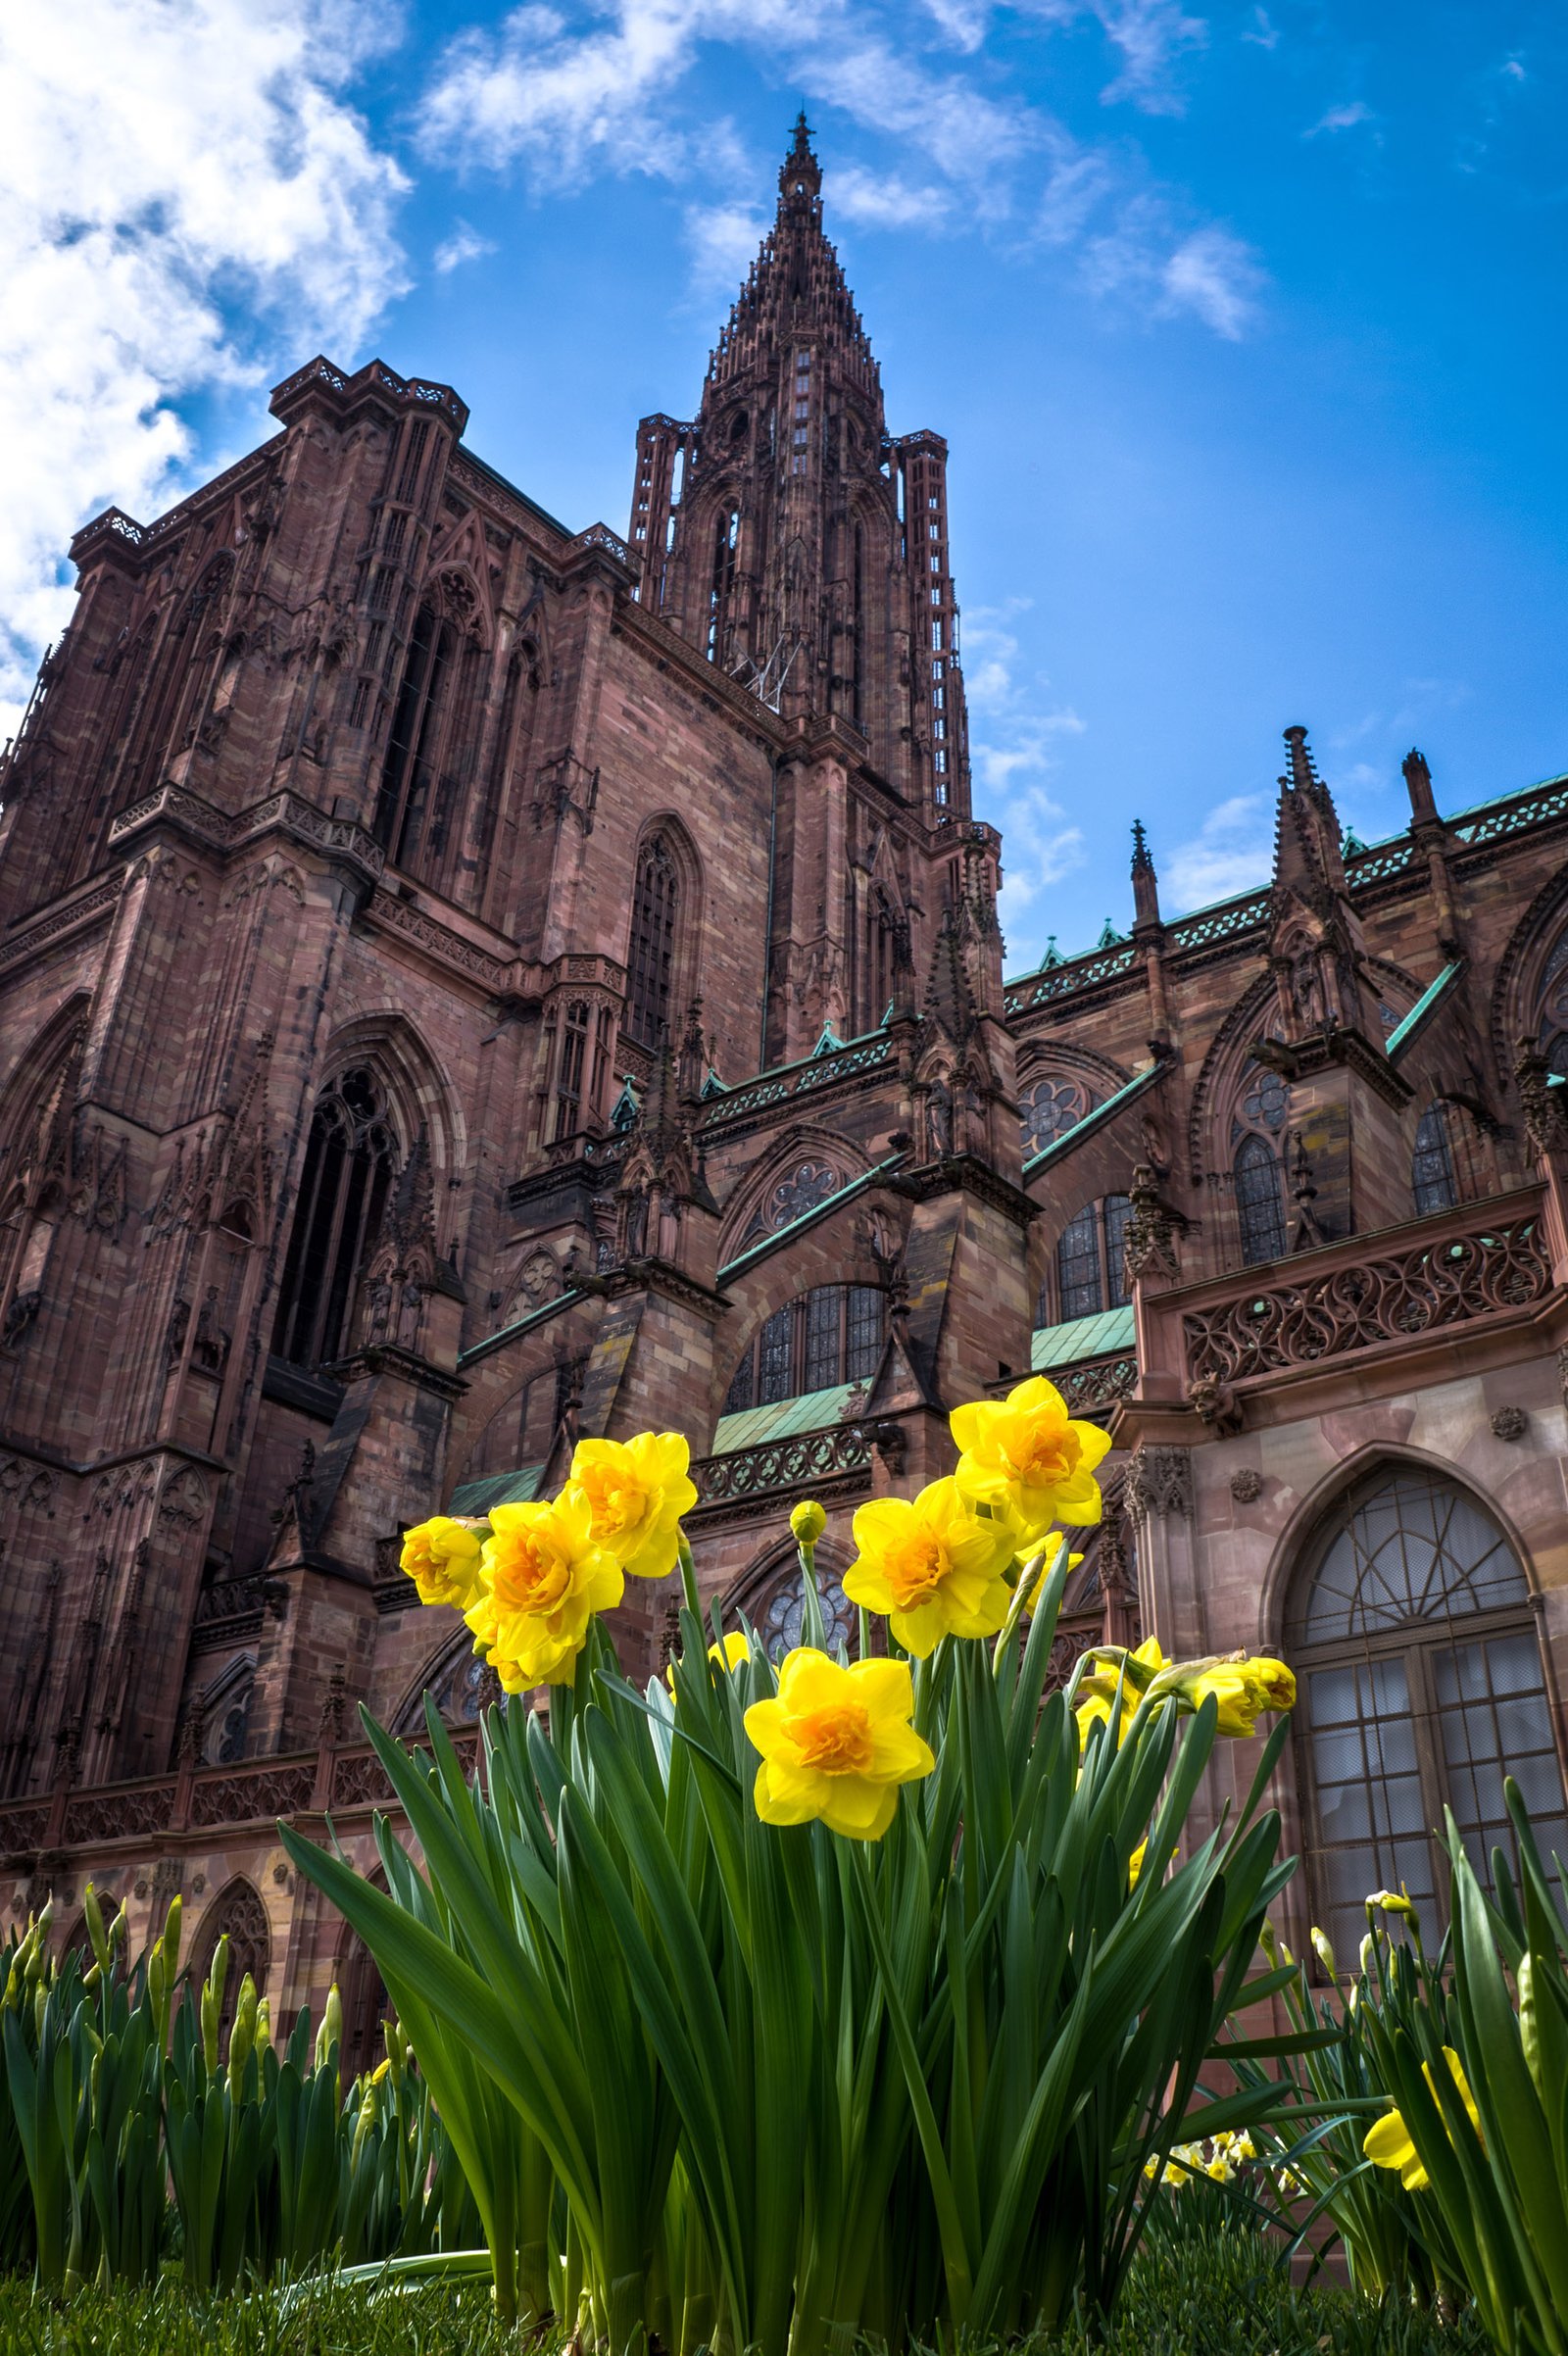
[1411,1103,1458,1216]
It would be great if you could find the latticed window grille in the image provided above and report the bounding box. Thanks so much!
[554,1000,591,1139]
[1291,1467,1568,1960]
[271,1067,397,1368]
[1411,1102,1458,1216]
[723,1285,887,1414]
[1234,1133,1286,1265]
[754,1563,857,1661]
[627,834,679,1046]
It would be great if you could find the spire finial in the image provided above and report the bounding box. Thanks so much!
[1130,818,1160,927]
[779,108,821,204]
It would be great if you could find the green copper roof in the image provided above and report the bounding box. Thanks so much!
[448,1464,544,1517]
[1031,1306,1135,1371]
[710,1381,862,1455]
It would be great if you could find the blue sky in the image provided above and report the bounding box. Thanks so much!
[4,1,1564,971]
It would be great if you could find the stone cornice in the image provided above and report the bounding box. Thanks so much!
[893,1153,1038,1228]
[107,780,384,888]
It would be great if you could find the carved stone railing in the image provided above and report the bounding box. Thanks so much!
[568,522,631,566]
[692,1421,873,1506]
[1004,940,1139,1017]
[1452,774,1568,850]
[1178,1195,1553,1388]
[1058,1351,1139,1420]
[0,1731,481,1862]
[702,1031,896,1129]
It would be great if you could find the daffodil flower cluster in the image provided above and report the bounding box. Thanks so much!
[1144,2129,1258,2187]
[400,1431,698,1691]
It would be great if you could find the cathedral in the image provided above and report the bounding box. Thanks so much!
[2,119,1566,2053]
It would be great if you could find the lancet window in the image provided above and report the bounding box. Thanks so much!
[373,602,463,868]
[1042,1195,1132,1326]
[1233,1133,1287,1266]
[1291,1466,1568,1959]
[271,1067,398,1370]
[627,834,679,1046]
[1411,1102,1459,1216]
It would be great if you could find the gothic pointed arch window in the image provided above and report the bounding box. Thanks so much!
[707,505,739,663]
[1535,926,1568,1077]
[1290,1466,1568,1958]
[1411,1101,1458,1215]
[1234,1133,1287,1266]
[722,1284,886,1414]
[627,833,680,1046]
[271,1066,398,1369]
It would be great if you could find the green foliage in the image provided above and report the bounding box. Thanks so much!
[281,1541,1317,2350]
[0,2232,1493,2356]
[1354,1787,1568,2356]
[0,1891,480,2292]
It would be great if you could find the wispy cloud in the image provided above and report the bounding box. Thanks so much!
[1164,793,1274,908]
[1307,99,1379,138]
[0,0,408,733]
[964,602,1088,951]
[683,198,767,292]
[831,165,952,229]
[1160,223,1263,337]
[434,218,496,271]
[1021,0,1207,115]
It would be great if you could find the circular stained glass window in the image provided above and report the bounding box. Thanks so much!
[1020,1076,1091,1155]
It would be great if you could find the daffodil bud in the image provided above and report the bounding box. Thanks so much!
[1311,1927,1337,1981]
[1359,1933,1376,1978]
[1519,1951,1543,2099]
[83,1882,110,1979]
[1258,1917,1281,1966]
[316,1981,344,2078]
[790,1498,826,1546]
[228,1974,257,2095]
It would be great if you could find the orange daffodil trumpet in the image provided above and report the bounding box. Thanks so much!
[843,1476,1018,1657]
[950,1375,1112,1540]
[745,1649,935,1840]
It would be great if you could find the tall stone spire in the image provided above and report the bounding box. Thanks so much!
[626,119,969,817]
[1130,817,1160,928]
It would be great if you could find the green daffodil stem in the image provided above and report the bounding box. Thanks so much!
[992,1541,1050,1677]
[676,1528,701,1618]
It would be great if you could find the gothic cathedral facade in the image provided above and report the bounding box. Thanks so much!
[3,122,1567,2044]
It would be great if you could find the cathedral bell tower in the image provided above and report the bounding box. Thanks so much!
[628,116,970,824]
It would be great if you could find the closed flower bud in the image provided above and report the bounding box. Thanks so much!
[790,1498,827,1546]
[1310,1927,1338,1981]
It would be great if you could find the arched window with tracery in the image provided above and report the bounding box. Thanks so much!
[722,1284,885,1414]
[1233,1133,1286,1266]
[1042,1195,1131,1326]
[1020,1074,1095,1159]
[627,834,679,1046]
[726,1543,858,1664]
[1411,1102,1458,1215]
[1290,1466,1568,1958]
[271,1067,398,1369]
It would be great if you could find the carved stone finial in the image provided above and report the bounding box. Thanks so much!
[1514,1037,1568,1156]
[1122,1162,1180,1289]
[1490,1405,1528,1443]
[1229,1467,1264,1504]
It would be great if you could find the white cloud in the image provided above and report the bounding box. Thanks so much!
[1307,99,1378,136]
[0,0,408,733]
[830,166,952,229]
[1165,793,1273,908]
[1018,0,1206,115]
[434,219,497,271]
[1159,223,1263,337]
[683,200,767,292]
[1241,6,1277,46]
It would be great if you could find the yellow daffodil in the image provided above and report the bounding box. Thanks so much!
[1075,1638,1169,1751]
[843,1476,1019,1656]
[667,1630,751,1696]
[466,1488,623,1689]
[950,1376,1112,1539]
[745,1649,935,1841]
[790,1498,827,1546]
[1159,1651,1297,1737]
[400,1515,487,1610]
[1363,2046,1482,2192]
[568,1432,698,1581]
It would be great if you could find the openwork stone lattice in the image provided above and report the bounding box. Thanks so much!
[694,1422,872,1504]
[1055,1352,1138,1421]
[1182,1213,1551,1386]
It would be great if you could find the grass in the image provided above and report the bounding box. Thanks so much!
[0,2233,1492,2356]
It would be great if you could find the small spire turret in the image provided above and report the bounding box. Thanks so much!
[1130,818,1161,929]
